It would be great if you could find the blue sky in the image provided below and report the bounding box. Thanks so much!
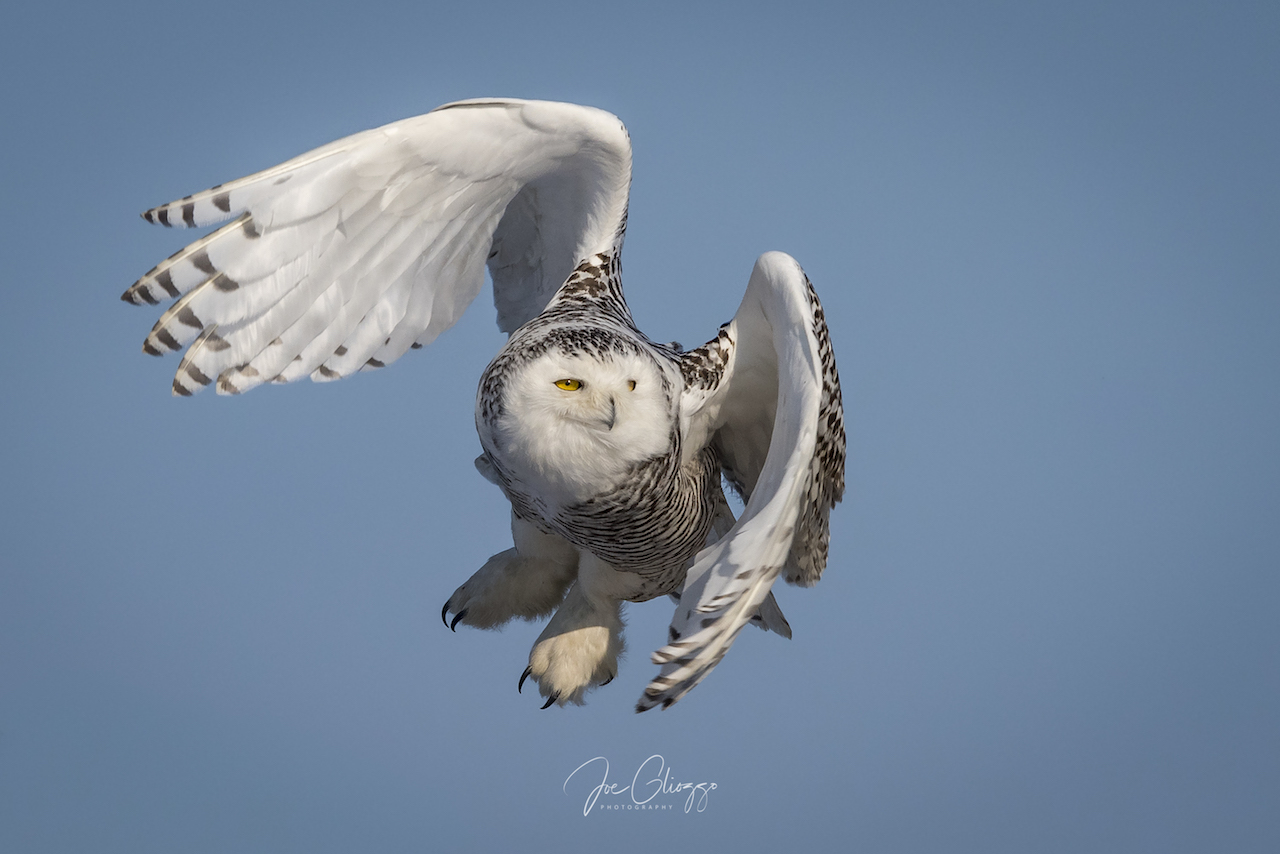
[2,1,1277,851]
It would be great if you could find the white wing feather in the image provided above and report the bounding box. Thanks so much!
[124,99,632,395]
[639,251,845,710]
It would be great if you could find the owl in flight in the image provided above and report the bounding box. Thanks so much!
[123,99,845,711]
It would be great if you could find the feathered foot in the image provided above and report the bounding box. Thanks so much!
[522,578,624,707]
[521,552,649,708]
[442,516,577,630]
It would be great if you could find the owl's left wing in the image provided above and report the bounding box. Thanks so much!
[121,99,631,395]
[638,251,845,711]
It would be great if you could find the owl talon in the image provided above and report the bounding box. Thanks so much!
[450,609,467,631]
[541,693,559,710]
[441,602,450,628]
[518,666,533,693]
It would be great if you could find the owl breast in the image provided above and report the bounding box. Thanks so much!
[554,442,724,594]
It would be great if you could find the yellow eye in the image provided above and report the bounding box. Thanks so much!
[554,378,583,391]
[627,380,637,391]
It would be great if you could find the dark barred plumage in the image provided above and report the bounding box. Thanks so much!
[786,274,845,585]
[555,440,722,594]
[679,324,733,392]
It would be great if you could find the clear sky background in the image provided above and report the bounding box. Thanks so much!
[2,1,1277,851]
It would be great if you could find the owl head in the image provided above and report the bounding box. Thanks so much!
[480,341,676,505]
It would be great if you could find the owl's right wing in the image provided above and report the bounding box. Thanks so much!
[122,99,632,395]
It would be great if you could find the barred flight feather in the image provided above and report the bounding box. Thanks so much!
[123,214,255,306]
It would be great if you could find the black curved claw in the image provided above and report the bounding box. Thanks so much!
[441,602,449,628]
[518,666,533,694]
[541,693,559,710]
[600,674,614,686]
[449,609,467,632]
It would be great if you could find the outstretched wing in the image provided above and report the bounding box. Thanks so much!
[638,251,845,711]
[123,99,632,395]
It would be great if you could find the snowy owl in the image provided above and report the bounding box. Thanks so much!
[122,99,845,711]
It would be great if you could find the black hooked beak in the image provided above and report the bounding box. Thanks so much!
[604,397,617,431]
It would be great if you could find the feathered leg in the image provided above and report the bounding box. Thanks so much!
[442,513,578,631]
